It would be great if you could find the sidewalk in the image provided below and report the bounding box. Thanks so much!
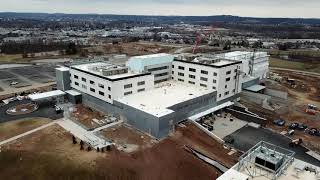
[0,121,56,146]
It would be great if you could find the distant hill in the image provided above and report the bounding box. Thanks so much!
[0,12,320,25]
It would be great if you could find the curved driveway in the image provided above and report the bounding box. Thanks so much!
[0,99,63,123]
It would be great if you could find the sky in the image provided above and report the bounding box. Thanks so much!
[0,0,319,18]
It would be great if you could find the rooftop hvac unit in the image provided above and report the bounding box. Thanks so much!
[254,148,284,172]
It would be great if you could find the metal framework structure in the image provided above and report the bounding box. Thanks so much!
[236,141,295,180]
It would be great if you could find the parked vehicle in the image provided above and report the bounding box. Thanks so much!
[309,128,318,136]
[273,119,285,126]
[289,123,299,129]
[297,124,308,131]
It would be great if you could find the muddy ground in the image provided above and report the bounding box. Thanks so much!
[241,69,320,153]
[0,121,239,180]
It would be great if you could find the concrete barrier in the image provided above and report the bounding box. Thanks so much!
[225,107,267,126]
[190,120,225,144]
[264,89,288,100]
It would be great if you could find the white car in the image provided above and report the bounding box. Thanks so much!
[10,81,19,86]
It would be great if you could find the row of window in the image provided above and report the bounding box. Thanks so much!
[124,88,145,96]
[155,72,169,77]
[124,81,145,89]
[174,65,237,76]
[147,66,169,72]
[174,65,218,76]
[74,81,112,99]
[73,75,111,91]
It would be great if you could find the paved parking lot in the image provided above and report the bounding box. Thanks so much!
[0,65,56,96]
[0,99,63,122]
[225,126,320,167]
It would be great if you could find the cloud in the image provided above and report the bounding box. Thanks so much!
[0,0,319,18]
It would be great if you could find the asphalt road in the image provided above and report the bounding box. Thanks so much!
[0,99,63,123]
[225,126,320,167]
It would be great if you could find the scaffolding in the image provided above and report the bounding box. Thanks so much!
[236,141,295,180]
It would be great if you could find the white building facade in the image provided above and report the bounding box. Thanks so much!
[172,59,242,102]
[69,63,154,104]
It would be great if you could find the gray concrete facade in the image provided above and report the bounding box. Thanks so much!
[56,69,71,91]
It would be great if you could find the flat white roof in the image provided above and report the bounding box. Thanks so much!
[235,158,320,180]
[65,90,82,96]
[28,90,66,101]
[72,62,143,79]
[116,81,214,117]
[132,53,170,59]
[217,169,249,180]
[56,66,70,72]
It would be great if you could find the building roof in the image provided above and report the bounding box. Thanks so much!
[56,66,70,72]
[244,84,266,92]
[28,90,66,101]
[65,90,82,96]
[71,62,151,82]
[116,81,214,117]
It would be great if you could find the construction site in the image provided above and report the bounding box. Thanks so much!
[0,44,319,180]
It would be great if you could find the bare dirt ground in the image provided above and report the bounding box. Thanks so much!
[241,69,320,152]
[85,42,177,56]
[0,118,51,141]
[71,104,106,129]
[0,121,239,180]
[102,124,157,153]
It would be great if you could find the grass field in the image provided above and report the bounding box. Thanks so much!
[0,54,23,63]
[0,118,51,141]
[270,57,320,73]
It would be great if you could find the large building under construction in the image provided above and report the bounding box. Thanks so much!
[56,51,269,139]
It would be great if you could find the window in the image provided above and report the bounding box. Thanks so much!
[90,80,95,85]
[212,86,216,90]
[138,81,145,86]
[219,94,221,98]
[226,77,231,82]
[124,84,132,89]
[233,89,236,93]
[200,83,207,87]
[201,70,208,75]
[200,77,208,82]
[189,68,196,72]
[225,85,228,89]
[124,91,132,96]
[234,69,237,73]
[188,81,195,85]
[99,91,104,96]
[155,72,168,77]
[189,74,195,79]
[108,87,111,91]
[225,91,229,95]
[172,65,174,68]
[213,79,217,83]
[234,76,237,80]
[155,79,168,84]
[178,72,184,76]
[81,77,86,82]
[82,84,87,89]
[178,66,185,70]
[90,88,95,92]
[98,83,104,89]
[148,66,169,72]
[172,71,174,74]
[213,72,217,76]
[108,95,111,99]
[226,70,231,75]
[138,88,145,92]
[178,78,184,82]
[75,82,79,86]
[74,75,78,79]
